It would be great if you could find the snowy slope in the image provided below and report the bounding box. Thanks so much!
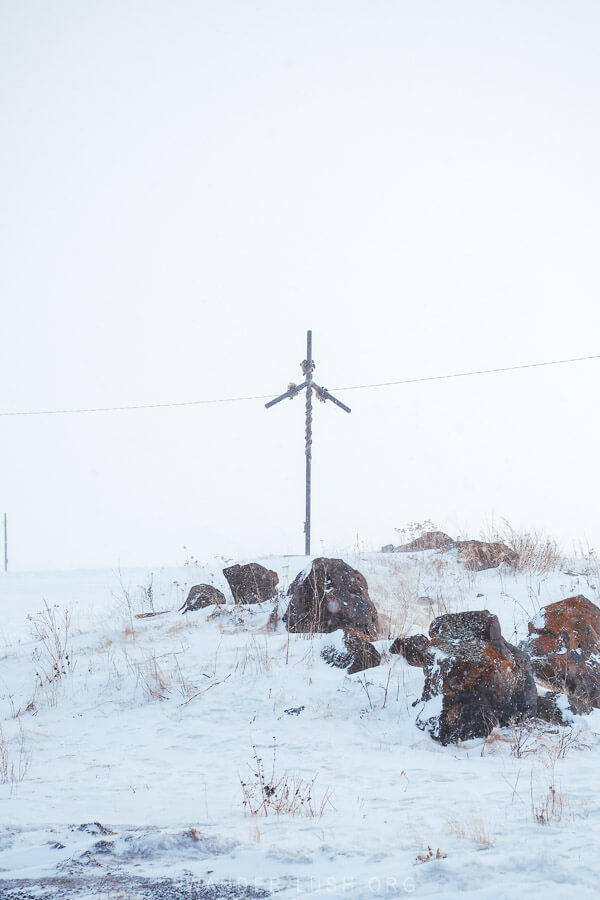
[1,552,599,898]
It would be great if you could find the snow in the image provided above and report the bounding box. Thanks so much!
[1,552,600,897]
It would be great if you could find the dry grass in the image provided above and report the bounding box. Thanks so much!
[27,601,75,706]
[126,651,198,701]
[530,772,567,825]
[236,635,273,676]
[0,720,31,792]
[139,655,172,701]
[240,740,333,818]
[482,519,564,575]
[445,812,493,846]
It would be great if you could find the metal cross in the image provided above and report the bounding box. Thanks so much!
[266,330,351,555]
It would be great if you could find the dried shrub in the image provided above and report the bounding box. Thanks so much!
[415,846,447,864]
[482,519,564,575]
[28,601,74,693]
[0,720,31,792]
[240,739,333,818]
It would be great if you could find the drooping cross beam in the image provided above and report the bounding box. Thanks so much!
[266,331,351,555]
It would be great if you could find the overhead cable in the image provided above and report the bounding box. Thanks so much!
[0,352,598,418]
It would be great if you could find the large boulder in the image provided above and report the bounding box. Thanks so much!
[284,558,379,637]
[394,531,455,553]
[521,595,600,714]
[455,540,519,571]
[179,584,225,613]
[415,610,537,744]
[222,563,279,605]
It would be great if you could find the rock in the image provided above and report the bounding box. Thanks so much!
[321,630,381,675]
[135,610,169,619]
[415,610,537,744]
[526,594,600,655]
[535,691,573,726]
[455,540,519,571]
[345,631,381,674]
[222,564,279,605]
[390,634,433,667]
[394,531,455,553]
[284,558,379,637]
[179,584,226,613]
[381,544,397,553]
[521,595,600,713]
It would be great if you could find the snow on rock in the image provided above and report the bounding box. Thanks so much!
[179,584,226,613]
[320,629,381,675]
[415,610,537,744]
[389,633,433,667]
[1,553,600,896]
[283,558,378,637]
[223,564,279,605]
[522,594,600,713]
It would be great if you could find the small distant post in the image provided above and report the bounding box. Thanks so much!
[266,331,351,555]
[3,514,7,573]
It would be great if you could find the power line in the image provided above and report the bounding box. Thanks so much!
[0,393,275,417]
[1,352,598,418]
[330,352,600,393]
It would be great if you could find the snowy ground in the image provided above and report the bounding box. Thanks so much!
[1,551,600,898]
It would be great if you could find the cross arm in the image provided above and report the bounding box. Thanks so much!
[313,383,351,413]
[265,381,308,409]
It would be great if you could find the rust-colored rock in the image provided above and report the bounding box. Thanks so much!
[455,540,519,571]
[284,558,379,637]
[222,563,279,605]
[416,610,537,744]
[394,531,455,553]
[179,584,226,613]
[521,595,600,713]
[390,634,433,667]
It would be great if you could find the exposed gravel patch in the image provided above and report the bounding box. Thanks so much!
[0,875,270,899]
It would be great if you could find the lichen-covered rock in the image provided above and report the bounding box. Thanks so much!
[455,541,519,571]
[179,584,226,613]
[394,531,455,553]
[415,610,537,744]
[390,634,433,667]
[222,564,279,605]
[284,558,379,637]
[521,595,600,714]
[321,630,381,675]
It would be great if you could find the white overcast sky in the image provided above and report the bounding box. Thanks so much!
[1,0,599,571]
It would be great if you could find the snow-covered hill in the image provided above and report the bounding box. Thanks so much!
[1,551,599,898]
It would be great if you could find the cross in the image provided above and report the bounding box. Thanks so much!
[266,330,351,555]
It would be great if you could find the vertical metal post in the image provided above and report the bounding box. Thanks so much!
[265,330,350,555]
[304,331,313,555]
[3,514,7,573]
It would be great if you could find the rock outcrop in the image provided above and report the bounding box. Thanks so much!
[380,533,518,571]
[222,564,279,605]
[393,531,455,553]
[455,541,519,571]
[284,558,379,637]
[521,595,600,714]
[415,610,537,744]
[179,584,226,613]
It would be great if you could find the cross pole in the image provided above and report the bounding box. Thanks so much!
[266,330,351,555]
